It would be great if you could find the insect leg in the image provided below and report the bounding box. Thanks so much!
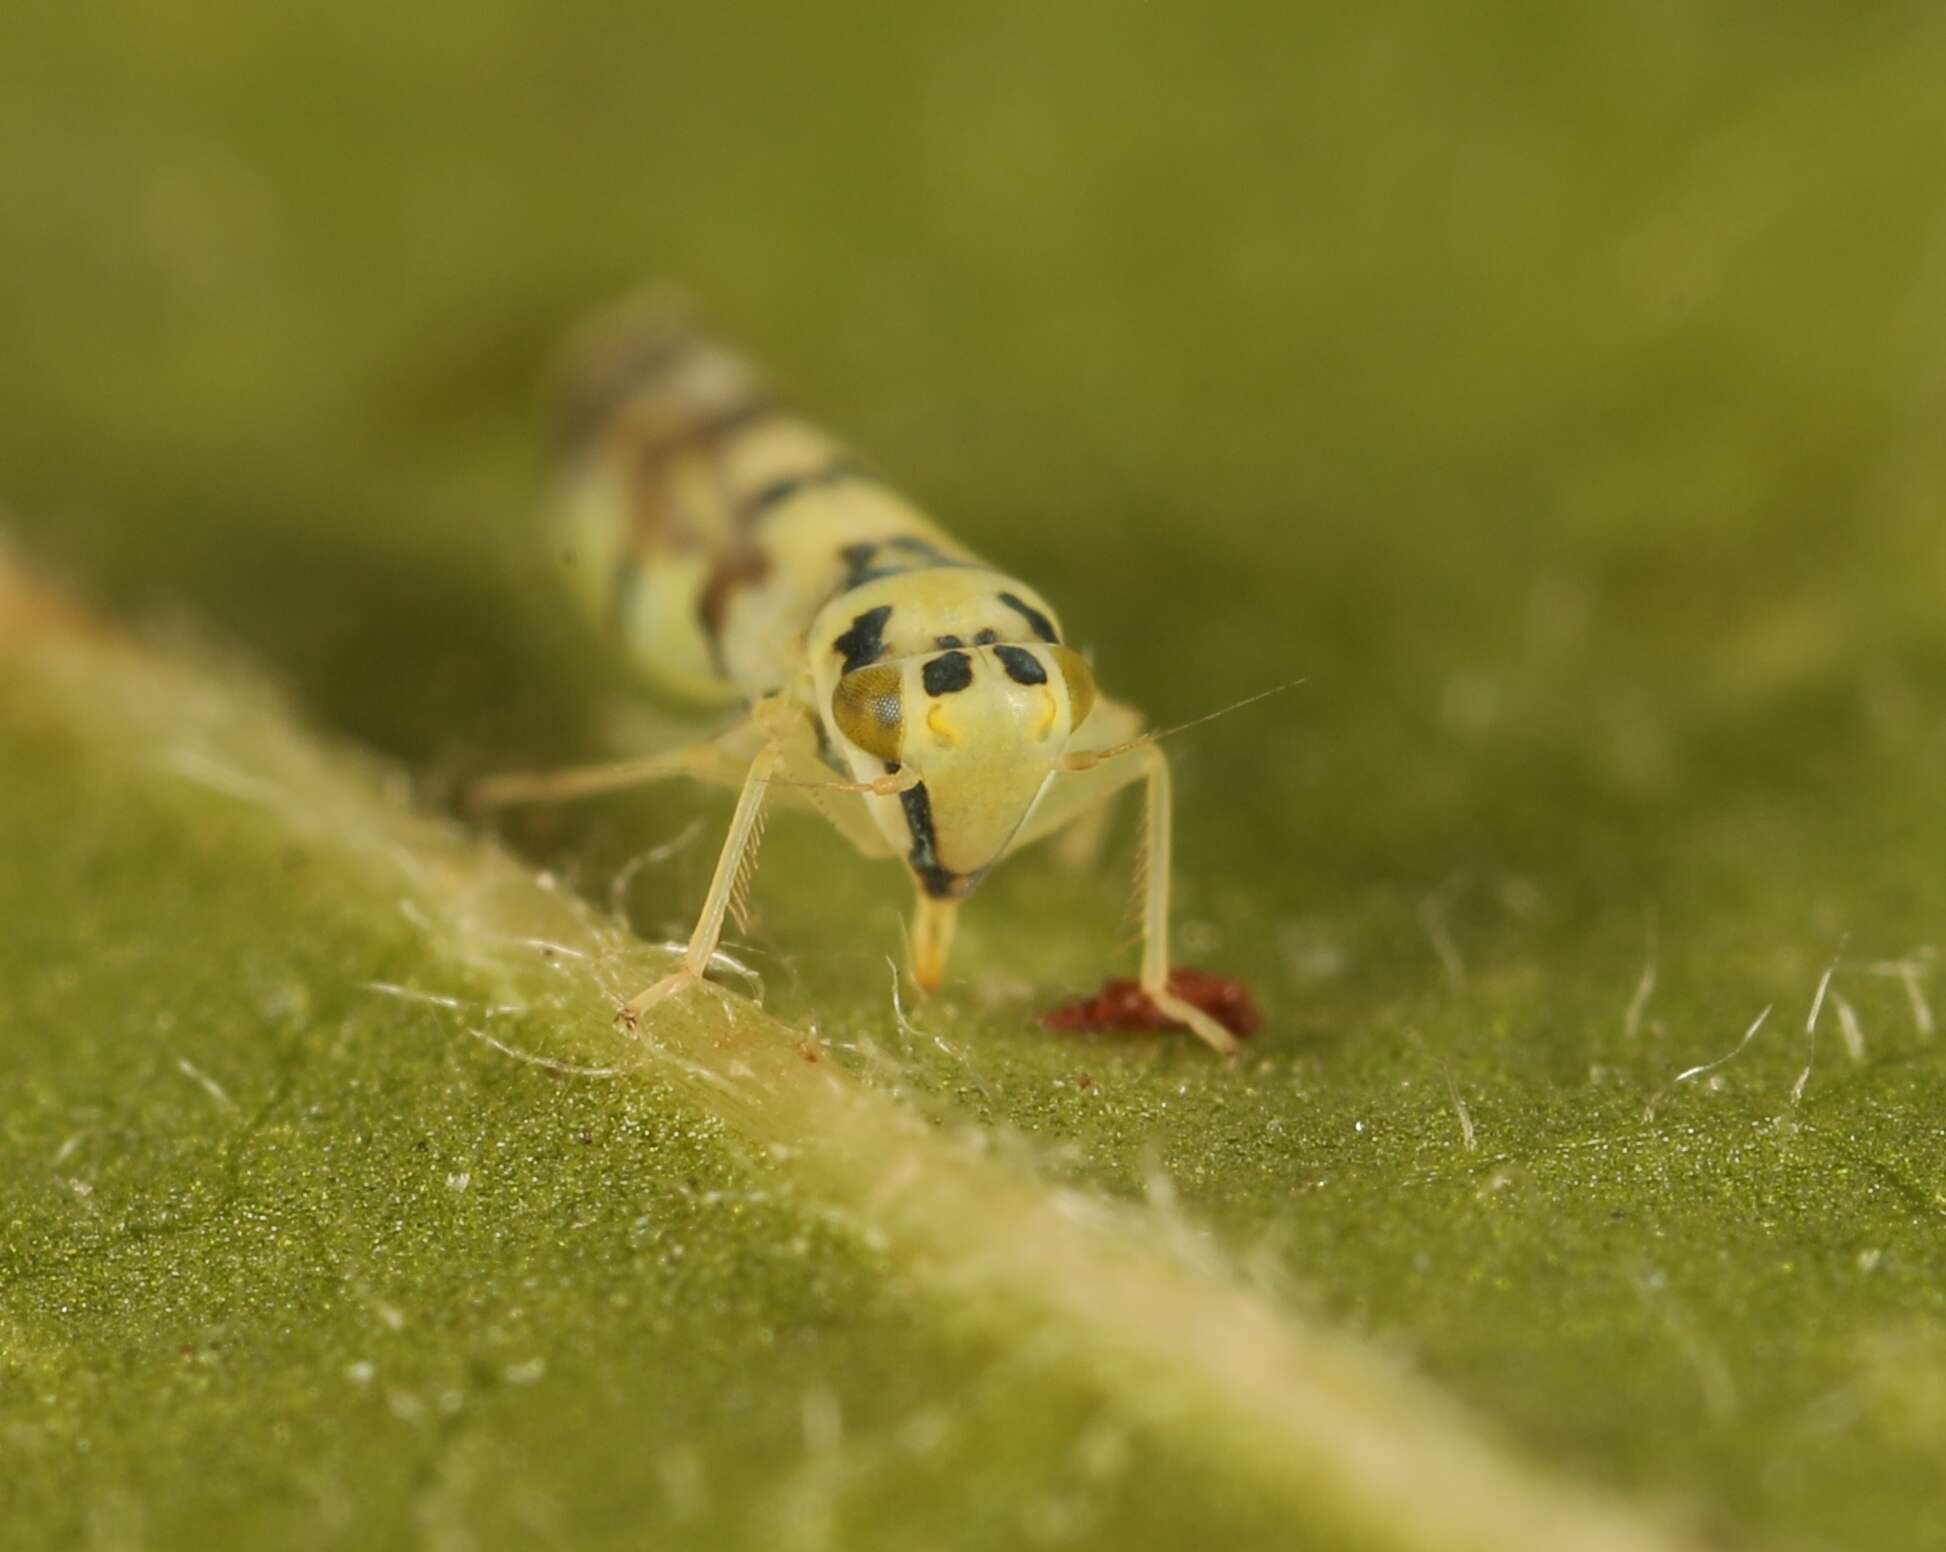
[618,745,784,1027]
[466,742,738,812]
[1134,742,1240,1057]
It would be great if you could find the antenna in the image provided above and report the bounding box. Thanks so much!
[1062,677,1307,771]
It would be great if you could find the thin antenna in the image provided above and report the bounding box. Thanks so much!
[1148,677,1308,745]
[1064,677,1307,770]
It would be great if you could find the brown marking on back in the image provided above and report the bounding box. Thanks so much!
[618,396,780,557]
[697,542,773,661]
[553,295,787,561]
[551,321,698,456]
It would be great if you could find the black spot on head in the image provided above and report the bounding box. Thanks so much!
[994,644,1048,686]
[833,605,893,674]
[922,651,974,696]
[973,628,998,645]
[933,634,963,650]
[998,591,1058,644]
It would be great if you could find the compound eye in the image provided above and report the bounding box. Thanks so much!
[1050,647,1097,730]
[831,665,905,763]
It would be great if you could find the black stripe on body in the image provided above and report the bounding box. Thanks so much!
[837,542,883,592]
[743,457,874,520]
[998,591,1059,643]
[896,777,960,898]
[813,714,846,775]
[833,605,894,673]
[833,535,965,596]
[993,644,1047,685]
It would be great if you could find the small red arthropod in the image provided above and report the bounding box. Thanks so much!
[1042,969,1262,1040]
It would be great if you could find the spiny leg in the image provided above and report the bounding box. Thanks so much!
[618,746,783,1028]
[1134,742,1240,1056]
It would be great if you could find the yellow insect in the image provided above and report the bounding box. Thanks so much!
[473,296,1243,1055]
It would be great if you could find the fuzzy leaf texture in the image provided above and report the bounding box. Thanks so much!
[3,5,1945,1549]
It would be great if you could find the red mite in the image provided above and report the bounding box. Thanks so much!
[1042,969,1262,1040]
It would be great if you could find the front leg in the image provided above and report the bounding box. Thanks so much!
[1133,742,1241,1057]
[618,744,783,1028]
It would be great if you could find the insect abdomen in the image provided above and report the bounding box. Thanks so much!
[547,296,979,703]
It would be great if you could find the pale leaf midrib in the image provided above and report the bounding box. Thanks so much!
[0,555,1698,1552]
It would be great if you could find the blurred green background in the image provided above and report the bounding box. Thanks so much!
[5,2,1946,1549]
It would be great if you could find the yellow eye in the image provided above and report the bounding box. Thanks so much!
[831,665,905,762]
[1050,647,1096,730]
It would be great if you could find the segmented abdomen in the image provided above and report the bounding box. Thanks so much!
[548,298,981,705]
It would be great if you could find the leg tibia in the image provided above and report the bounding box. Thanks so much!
[619,746,781,1024]
[1135,743,1239,1056]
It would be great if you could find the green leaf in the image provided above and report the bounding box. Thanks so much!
[2,564,1690,1552]
[5,6,1946,1549]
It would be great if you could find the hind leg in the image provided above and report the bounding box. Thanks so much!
[466,738,746,812]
